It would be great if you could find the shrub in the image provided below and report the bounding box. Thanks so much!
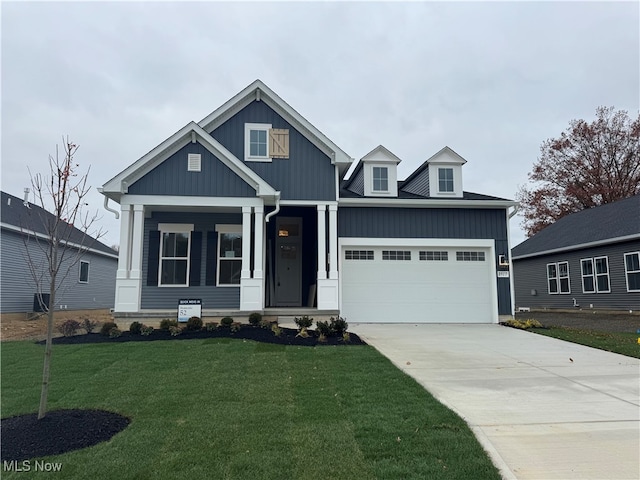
[169,325,183,336]
[330,316,348,335]
[82,318,97,333]
[160,318,178,331]
[140,325,154,336]
[100,321,118,336]
[271,324,282,337]
[230,323,241,333]
[504,319,544,330]
[294,315,313,330]
[341,332,351,343]
[259,318,275,329]
[316,320,331,337]
[129,321,143,335]
[248,312,262,326]
[205,322,217,331]
[58,319,81,337]
[220,316,234,327]
[186,316,203,331]
[318,332,327,343]
[109,327,122,338]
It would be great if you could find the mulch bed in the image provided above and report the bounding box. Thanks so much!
[39,325,366,346]
[1,409,130,462]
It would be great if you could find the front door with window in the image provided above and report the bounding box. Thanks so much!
[275,217,302,306]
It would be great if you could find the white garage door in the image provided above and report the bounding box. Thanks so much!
[341,245,496,323]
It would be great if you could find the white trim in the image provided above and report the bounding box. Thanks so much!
[215,224,242,287]
[157,224,194,287]
[580,258,596,293]
[437,167,455,193]
[215,224,242,234]
[244,123,272,162]
[624,251,640,293]
[79,260,90,283]
[158,223,194,232]
[512,234,640,260]
[121,195,264,208]
[594,256,611,293]
[547,261,570,295]
[338,198,516,208]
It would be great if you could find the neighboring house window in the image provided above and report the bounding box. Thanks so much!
[547,261,570,294]
[159,226,192,286]
[244,123,272,162]
[624,252,640,292]
[79,261,89,283]
[217,225,242,286]
[438,168,454,193]
[581,259,595,293]
[582,257,611,293]
[372,167,388,192]
[594,256,610,293]
[420,251,448,261]
[456,251,485,261]
[382,250,411,260]
[345,250,374,260]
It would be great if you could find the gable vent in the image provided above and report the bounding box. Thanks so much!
[188,153,201,172]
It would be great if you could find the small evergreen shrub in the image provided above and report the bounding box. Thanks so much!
[316,320,331,337]
[169,325,183,336]
[140,325,154,336]
[82,318,97,333]
[160,318,178,331]
[330,316,348,335]
[205,322,217,331]
[220,316,234,327]
[58,319,81,337]
[248,312,262,326]
[109,327,122,338]
[100,322,118,336]
[129,321,143,335]
[295,315,313,330]
[186,316,203,331]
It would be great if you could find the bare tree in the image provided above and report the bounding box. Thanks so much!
[22,137,104,419]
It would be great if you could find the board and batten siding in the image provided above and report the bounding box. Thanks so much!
[128,141,256,197]
[512,239,640,311]
[338,206,512,315]
[0,229,117,313]
[140,212,242,310]
[210,100,336,201]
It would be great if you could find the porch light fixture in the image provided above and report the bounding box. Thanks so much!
[278,230,289,237]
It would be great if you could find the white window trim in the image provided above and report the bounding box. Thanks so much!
[547,261,570,294]
[437,167,455,194]
[624,251,640,292]
[79,260,90,284]
[216,224,242,287]
[372,166,389,193]
[158,223,194,288]
[594,256,611,293]
[581,258,595,293]
[244,123,272,162]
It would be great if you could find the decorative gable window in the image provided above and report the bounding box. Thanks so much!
[244,123,289,162]
[158,224,193,286]
[216,225,242,286]
[624,252,640,292]
[372,167,388,192]
[438,168,454,193]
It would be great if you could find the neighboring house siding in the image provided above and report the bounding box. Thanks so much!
[513,240,640,310]
[0,228,117,313]
[402,169,430,196]
[128,142,255,197]
[347,167,364,195]
[140,212,242,309]
[210,100,336,201]
[338,207,511,315]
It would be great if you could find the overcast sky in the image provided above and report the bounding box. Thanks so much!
[2,1,638,248]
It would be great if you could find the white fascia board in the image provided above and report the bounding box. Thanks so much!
[339,237,495,248]
[425,146,468,165]
[511,234,640,260]
[338,198,517,209]
[360,145,402,164]
[120,195,263,208]
[1,223,119,259]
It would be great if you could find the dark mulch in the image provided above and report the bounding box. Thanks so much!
[515,311,640,333]
[1,409,130,462]
[39,325,366,346]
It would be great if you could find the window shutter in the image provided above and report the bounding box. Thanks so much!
[205,231,217,286]
[189,231,202,286]
[269,128,289,158]
[147,230,161,286]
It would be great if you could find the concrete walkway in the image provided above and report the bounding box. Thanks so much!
[352,324,640,480]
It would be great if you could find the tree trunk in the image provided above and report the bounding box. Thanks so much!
[38,241,57,420]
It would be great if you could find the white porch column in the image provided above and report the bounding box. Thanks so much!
[241,206,252,279]
[116,205,132,279]
[129,204,145,280]
[240,206,262,311]
[317,204,327,280]
[253,206,264,279]
[328,204,338,280]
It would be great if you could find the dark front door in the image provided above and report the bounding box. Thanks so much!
[275,217,302,306]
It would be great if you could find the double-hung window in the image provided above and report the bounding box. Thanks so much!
[594,257,610,293]
[624,252,640,292]
[216,225,242,286]
[438,168,454,193]
[581,259,595,293]
[159,224,192,286]
[548,261,570,294]
[79,261,90,283]
[372,167,388,192]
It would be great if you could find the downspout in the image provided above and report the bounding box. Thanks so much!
[508,204,520,219]
[98,188,120,219]
[265,191,281,223]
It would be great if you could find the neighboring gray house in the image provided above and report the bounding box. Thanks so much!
[1,191,118,313]
[100,80,516,323]
[511,195,640,311]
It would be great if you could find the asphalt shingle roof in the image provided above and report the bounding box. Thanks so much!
[511,195,640,258]
[339,185,512,201]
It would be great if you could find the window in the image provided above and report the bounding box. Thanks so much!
[382,250,411,261]
[456,251,485,262]
[79,261,89,283]
[159,226,192,286]
[372,167,388,192]
[582,257,611,293]
[345,250,374,260]
[217,225,242,286]
[581,259,595,293]
[244,123,272,162]
[438,168,454,193]
[594,256,610,293]
[625,252,640,292]
[547,261,570,294]
[420,251,448,261]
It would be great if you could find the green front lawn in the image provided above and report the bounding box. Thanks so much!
[1,339,500,479]
[530,327,640,359]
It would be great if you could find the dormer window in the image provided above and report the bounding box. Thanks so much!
[438,168,454,193]
[372,167,388,192]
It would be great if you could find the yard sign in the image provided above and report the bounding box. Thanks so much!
[178,299,202,323]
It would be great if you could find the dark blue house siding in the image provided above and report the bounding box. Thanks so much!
[128,142,255,197]
[210,100,336,201]
[141,211,242,309]
[513,240,640,311]
[338,206,512,315]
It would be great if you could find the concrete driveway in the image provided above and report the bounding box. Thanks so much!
[352,324,640,480]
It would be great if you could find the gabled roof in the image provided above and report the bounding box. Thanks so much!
[101,122,277,202]
[198,79,353,171]
[1,191,117,257]
[511,195,640,259]
[401,146,466,189]
[342,145,402,191]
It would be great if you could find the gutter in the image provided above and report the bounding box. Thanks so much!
[264,192,281,223]
[98,188,120,219]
